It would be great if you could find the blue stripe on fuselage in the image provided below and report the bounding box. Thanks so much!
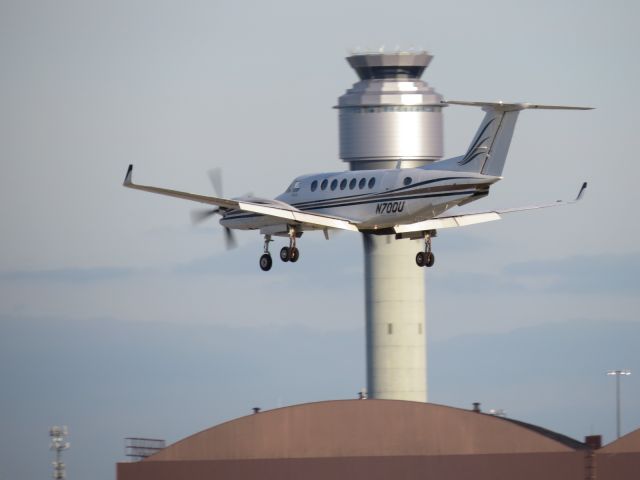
[223,189,479,221]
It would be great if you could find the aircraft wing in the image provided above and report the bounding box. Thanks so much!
[394,182,587,234]
[123,165,360,232]
[123,165,239,209]
[236,202,359,231]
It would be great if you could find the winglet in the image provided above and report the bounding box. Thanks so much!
[123,164,133,187]
[575,181,588,201]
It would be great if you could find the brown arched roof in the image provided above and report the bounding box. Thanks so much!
[147,400,585,461]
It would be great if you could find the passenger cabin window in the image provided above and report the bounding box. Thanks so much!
[359,178,366,189]
[403,177,412,186]
[340,179,347,190]
[330,179,338,191]
[349,178,356,190]
[311,180,318,192]
[368,177,376,189]
[321,179,328,190]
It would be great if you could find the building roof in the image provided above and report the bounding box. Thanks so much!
[599,427,640,453]
[146,400,585,461]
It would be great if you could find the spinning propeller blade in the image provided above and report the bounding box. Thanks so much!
[190,168,237,250]
[224,227,238,250]
[208,167,223,197]
[190,207,221,225]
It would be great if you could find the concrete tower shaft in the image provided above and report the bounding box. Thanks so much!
[337,52,445,170]
[364,235,427,401]
[339,51,444,402]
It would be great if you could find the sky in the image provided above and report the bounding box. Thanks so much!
[1,0,639,479]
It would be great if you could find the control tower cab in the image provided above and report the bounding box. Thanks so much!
[337,52,444,170]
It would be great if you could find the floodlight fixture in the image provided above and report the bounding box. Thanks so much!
[606,369,631,439]
[488,408,507,417]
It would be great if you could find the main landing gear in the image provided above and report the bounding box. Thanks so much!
[259,228,301,272]
[279,227,299,263]
[416,232,435,268]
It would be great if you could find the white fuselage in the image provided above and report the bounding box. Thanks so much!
[220,167,499,234]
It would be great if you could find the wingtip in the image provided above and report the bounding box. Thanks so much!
[576,181,588,201]
[123,164,133,186]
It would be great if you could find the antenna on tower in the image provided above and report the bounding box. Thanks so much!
[50,426,70,479]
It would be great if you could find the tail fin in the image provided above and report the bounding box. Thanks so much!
[449,101,592,177]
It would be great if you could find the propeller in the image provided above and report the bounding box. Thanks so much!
[190,207,221,224]
[223,225,238,250]
[191,168,238,250]
[208,167,223,197]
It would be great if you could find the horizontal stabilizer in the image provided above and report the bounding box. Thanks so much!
[446,100,594,111]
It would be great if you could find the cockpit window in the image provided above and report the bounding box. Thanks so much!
[286,181,302,193]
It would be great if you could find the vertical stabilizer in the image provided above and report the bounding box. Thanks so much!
[455,103,521,176]
[449,101,592,177]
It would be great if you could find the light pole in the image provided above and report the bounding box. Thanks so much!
[49,426,70,479]
[606,369,631,439]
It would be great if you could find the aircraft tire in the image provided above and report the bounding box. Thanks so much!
[260,254,273,271]
[289,247,299,263]
[415,252,425,267]
[425,252,435,267]
[280,247,290,262]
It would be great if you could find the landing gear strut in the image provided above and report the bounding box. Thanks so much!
[259,228,302,271]
[279,226,300,263]
[259,234,273,271]
[416,232,435,268]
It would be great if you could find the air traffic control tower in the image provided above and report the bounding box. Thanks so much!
[337,51,444,402]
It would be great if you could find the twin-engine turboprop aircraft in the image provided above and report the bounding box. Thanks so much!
[124,101,590,271]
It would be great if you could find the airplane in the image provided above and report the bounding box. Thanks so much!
[123,100,590,271]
